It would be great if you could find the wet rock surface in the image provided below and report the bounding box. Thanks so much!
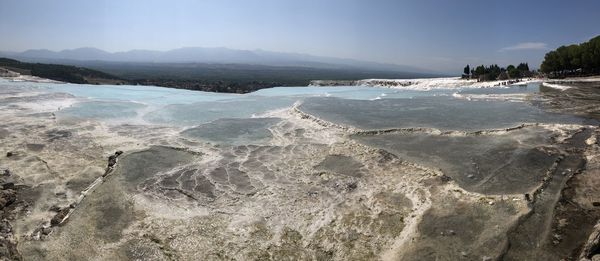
[181,117,282,145]
[0,128,9,139]
[316,154,366,178]
[540,81,600,121]
[1,80,600,260]
[400,194,524,260]
[501,128,591,260]
[354,127,560,194]
[299,96,584,131]
[24,143,45,152]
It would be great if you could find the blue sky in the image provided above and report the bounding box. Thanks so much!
[1,0,599,73]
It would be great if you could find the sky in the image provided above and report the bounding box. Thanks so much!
[1,0,599,73]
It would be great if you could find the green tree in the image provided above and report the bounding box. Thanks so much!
[517,63,529,72]
[475,65,485,77]
[541,35,600,76]
[516,63,531,77]
[498,71,509,80]
[507,65,520,78]
[463,65,470,76]
[541,51,560,73]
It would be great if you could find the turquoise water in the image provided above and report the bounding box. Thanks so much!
[249,86,453,100]
[44,83,453,104]
[456,82,540,95]
[299,96,583,131]
[43,82,237,105]
[59,100,147,120]
[1,79,583,131]
[1,80,456,126]
[2,79,453,106]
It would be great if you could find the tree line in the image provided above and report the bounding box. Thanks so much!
[540,35,600,77]
[0,57,125,84]
[462,63,533,81]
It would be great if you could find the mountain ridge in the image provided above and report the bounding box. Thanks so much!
[4,47,440,75]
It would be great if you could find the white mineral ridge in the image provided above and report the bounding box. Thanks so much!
[541,82,572,91]
[322,77,541,91]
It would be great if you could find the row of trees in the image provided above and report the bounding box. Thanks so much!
[0,57,125,84]
[462,63,532,81]
[540,35,600,77]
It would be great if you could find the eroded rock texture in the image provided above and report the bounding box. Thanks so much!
[1,80,599,260]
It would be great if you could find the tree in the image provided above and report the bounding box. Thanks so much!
[541,51,560,74]
[541,35,600,76]
[517,63,529,72]
[498,71,509,80]
[507,65,520,78]
[463,63,532,81]
[463,65,470,76]
[475,65,485,77]
[516,63,530,77]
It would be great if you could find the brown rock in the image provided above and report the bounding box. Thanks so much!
[2,182,14,190]
[0,189,16,209]
[440,174,452,182]
[50,208,70,226]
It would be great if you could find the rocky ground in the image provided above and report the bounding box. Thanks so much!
[0,81,599,260]
[538,81,600,261]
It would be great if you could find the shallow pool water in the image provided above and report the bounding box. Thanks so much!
[299,96,582,131]
[0,80,585,132]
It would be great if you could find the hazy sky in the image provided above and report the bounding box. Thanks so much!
[1,0,599,73]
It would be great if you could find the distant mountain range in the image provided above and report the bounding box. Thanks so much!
[0,47,439,75]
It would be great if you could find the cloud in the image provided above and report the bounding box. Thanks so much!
[499,42,548,52]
